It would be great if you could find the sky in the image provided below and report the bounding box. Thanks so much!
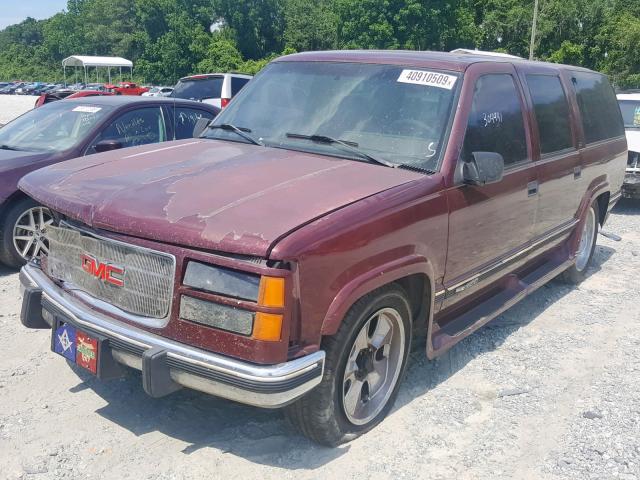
[0,0,68,30]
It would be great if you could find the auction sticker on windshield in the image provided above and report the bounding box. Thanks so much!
[397,70,457,90]
[72,106,102,113]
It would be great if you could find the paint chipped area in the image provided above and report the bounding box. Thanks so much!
[19,139,422,256]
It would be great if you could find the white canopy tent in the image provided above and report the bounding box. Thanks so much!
[62,56,134,86]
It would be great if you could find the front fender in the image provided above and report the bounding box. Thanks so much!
[320,254,435,336]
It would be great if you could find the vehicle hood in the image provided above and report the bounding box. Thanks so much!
[625,129,640,153]
[19,139,422,256]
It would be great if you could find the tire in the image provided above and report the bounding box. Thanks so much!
[0,198,52,268]
[286,284,412,446]
[561,202,599,284]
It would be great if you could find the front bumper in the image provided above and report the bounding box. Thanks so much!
[622,173,640,199]
[20,264,325,408]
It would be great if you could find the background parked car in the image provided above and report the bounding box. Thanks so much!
[1,82,26,94]
[105,82,149,96]
[34,89,76,108]
[170,73,252,108]
[83,83,108,92]
[142,86,174,97]
[618,91,640,198]
[0,96,219,267]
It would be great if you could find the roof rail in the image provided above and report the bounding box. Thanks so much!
[450,48,522,59]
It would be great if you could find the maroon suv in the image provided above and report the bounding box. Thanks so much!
[18,51,626,446]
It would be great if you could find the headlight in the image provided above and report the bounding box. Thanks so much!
[184,261,260,301]
[182,261,286,341]
[180,295,254,335]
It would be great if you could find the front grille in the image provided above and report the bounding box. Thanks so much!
[45,225,175,319]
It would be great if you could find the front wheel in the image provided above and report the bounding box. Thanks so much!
[286,284,412,446]
[562,203,598,284]
[0,198,53,268]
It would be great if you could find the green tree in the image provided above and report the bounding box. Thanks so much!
[212,0,285,59]
[283,0,337,51]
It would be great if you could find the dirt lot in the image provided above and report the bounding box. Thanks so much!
[0,95,638,479]
[0,96,37,125]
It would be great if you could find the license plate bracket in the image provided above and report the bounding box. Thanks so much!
[50,314,124,380]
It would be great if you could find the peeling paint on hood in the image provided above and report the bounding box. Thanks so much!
[19,139,422,257]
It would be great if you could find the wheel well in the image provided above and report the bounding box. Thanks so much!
[0,192,30,224]
[395,273,430,333]
[595,192,609,227]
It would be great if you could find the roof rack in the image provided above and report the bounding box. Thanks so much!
[450,48,522,59]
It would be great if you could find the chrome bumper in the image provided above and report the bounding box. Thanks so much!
[20,264,325,408]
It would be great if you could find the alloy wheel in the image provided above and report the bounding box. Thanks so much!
[13,206,53,260]
[575,207,596,272]
[342,307,405,425]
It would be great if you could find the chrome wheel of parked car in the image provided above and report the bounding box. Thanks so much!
[13,206,52,260]
[342,307,405,425]
[575,206,596,272]
[286,284,411,446]
[561,203,599,284]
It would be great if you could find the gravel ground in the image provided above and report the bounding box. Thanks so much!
[0,96,37,125]
[0,96,638,478]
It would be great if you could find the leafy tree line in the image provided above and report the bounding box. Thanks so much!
[0,0,638,87]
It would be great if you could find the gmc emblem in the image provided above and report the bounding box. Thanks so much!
[81,254,125,287]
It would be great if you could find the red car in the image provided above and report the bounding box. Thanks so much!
[105,82,149,96]
[19,50,626,446]
[34,90,113,108]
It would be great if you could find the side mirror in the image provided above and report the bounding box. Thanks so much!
[463,151,505,186]
[94,139,123,153]
[193,117,212,137]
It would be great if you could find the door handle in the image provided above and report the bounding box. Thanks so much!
[574,166,582,180]
[527,181,538,197]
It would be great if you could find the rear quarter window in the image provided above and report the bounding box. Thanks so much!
[231,77,250,96]
[171,77,223,101]
[526,74,573,155]
[173,107,215,139]
[571,71,624,144]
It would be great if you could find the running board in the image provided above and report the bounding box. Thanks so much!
[431,257,573,354]
[599,230,621,242]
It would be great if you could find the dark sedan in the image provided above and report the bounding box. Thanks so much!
[0,96,219,267]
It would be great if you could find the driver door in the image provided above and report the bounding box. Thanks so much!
[442,63,538,310]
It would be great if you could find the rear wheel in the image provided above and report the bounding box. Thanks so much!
[0,198,52,268]
[562,203,598,284]
[286,284,412,446]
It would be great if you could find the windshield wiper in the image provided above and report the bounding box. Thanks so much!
[208,124,263,146]
[285,133,397,168]
[0,144,20,151]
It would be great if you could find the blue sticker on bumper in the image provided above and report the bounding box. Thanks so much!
[54,323,76,361]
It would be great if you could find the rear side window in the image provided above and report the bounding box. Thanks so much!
[231,77,250,96]
[173,107,215,139]
[572,72,624,144]
[171,77,223,101]
[526,75,573,154]
[462,74,528,166]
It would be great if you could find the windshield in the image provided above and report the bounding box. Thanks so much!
[619,100,640,128]
[171,77,223,101]
[0,102,113,152]
[203,62,458,170]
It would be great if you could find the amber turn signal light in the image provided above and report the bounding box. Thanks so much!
[252,312,283,342]
[258,276,285,308]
